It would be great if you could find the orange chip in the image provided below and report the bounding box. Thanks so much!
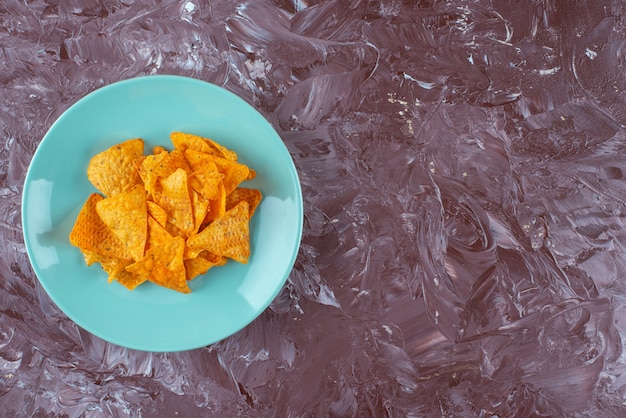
[87,138,144,197]
[246,169,256,180]
[82,249,102,266]
[187,201,250,263]
[82,251,143,289]
[139,149,191,201]
[70,193,132,260]
[171,131,215,155]
[189,169,223,201]
[226,188,262,218]
[100,257,133,283]
[137,152,167,199]
[95,185,147,262]
[191,190,210,234]
[126,236,190,293]
[183,149,215,172]
[184,251,227,280]
[146,201,168,228]
[171,132,238,161]
[153,145,167,154]
[211,157,250,195]
[115,270,146,290]
[146,215,173,251]
[158,168,194,235]
[203,180,226,224]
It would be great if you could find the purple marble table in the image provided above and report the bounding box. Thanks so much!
[2,0,626,416]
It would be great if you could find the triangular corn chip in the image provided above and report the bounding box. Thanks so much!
[146,201,168,228]
[225,188,262,218]
[70,193,132,260]
[139,150,191,201]
[203,180,226,225]
[189,169,223,201]
[171,131,215,154]
[211,157,250,195]
[183,149,215,172]
[100,257,134,283]
[115,270,147,291]
[191,190,210,234]
[184,251,227,281]
[126,236,190,293]
[171,131,237,161]
[137,152,167,199]
[95,185,147,262]
[146,215,173,251]
[187,201,250,263]
[87,138,144,197]
[158,168,194,235]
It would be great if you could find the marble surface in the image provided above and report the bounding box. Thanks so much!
[2,0,626,416]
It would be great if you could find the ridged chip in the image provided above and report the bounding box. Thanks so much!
[70,193,132,260]
[186,201,250,263]
[158,168,194,236]
[126,236,190,294]
[225,188,262,218]
[95,185,147,262]
[87,138,144,197]
[184,251,227,281]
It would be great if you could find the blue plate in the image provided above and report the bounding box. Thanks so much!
[22,75,303,352]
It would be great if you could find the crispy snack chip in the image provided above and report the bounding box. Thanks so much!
[146,215,173,251]
[185,251,227,281]
[158,168,194,235]
[70,132,261,293]
[70,193,132,260]
[171,131,237,161]
[186,201,250,264]
[126,236,190,294]
[95,185,147,262]
[146,200,168,228]
[226,188,262,218]
[87,138,144,197]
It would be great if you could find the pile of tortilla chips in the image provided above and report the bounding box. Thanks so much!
[69,132,261,294]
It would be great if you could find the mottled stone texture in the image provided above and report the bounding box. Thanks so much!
[2,0,626,416]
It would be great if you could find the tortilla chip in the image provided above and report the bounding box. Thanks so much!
[139,150,190,201]
[100,257,134,283]
[189,169,223,201]
[158,168,194,235]
[87,138,144,197]
[146,215,173,251]
[187,201,250,263]
[183,149,214,172]
[191,190,210,234]
[171,131,237,161]
[95,185,148,262]
[126,236,190,293]
[153,145,167,154]
[70,193,132,260]
[184,251,227,281]
[115,270,146,290]
[203,180,226,225]
[211,157,250,195]
[146,201,168,228]
[225,188,262,218]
